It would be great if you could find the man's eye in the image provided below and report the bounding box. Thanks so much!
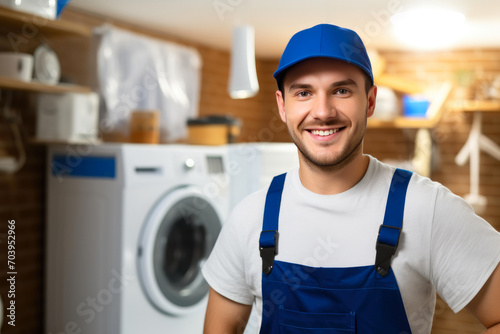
[335,89,349,95]
[297,91,311,97]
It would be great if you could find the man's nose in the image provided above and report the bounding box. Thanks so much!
[311,93,337,120]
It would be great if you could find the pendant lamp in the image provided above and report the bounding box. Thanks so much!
[228,25,259,99]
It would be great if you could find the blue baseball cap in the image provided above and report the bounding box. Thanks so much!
[273,24,373,86]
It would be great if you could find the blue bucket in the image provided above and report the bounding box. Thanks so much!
[402,95,430,118]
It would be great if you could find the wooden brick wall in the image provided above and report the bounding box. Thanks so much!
[0,90,45,334]
[0,7,499,333]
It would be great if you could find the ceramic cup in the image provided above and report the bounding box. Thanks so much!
[0,52,34,82]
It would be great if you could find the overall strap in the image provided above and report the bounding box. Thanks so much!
[259,173,286,275]
[375,168,413,276]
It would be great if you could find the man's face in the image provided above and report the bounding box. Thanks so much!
[276,58,377,170]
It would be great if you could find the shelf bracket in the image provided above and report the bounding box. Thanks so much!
[455,111,500,213]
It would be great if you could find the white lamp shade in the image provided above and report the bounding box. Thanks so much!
[229,25,259,99]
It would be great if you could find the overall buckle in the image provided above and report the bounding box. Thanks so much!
[375,225,401,277]
[259,230,279,275]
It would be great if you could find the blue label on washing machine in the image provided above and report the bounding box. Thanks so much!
[51,155,116,179]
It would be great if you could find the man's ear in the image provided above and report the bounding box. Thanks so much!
[367,85,377,118]
[276,90,287,123]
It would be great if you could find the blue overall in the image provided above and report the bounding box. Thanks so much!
[258,169,413,333]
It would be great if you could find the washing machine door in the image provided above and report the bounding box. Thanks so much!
[138,186,222,316]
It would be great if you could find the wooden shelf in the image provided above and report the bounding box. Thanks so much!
[0,76,91,94]
[0,5,91,38]
[369,99,500,129]
[375,74,424,95]
[0,6,93,94]
[368,117,437,129]
[368,81,453,129]
[447,100,500,113]
[30,138,102,145]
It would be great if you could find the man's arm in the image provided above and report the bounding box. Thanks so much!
[466,262,500,333]
[204,287,252,334]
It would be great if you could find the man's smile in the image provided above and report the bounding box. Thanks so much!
[305,127,346,141]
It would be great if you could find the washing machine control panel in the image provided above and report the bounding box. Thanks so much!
[206,155,224,174]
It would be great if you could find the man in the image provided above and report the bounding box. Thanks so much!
[202,24,500,333]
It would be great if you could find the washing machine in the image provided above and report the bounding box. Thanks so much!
[45,143,230,334]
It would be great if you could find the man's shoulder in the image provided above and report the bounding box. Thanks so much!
[227,186,268,226]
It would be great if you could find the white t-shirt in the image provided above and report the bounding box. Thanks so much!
[202,155,500,334]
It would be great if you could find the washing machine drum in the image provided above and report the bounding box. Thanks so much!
[138,186,222,316]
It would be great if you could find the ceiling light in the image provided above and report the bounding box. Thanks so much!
[228,25,259,99]
[391,8,466,50]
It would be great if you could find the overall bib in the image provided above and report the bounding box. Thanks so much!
[258,169,413,334]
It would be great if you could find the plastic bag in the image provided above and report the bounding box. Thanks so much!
[95,25,202,143]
